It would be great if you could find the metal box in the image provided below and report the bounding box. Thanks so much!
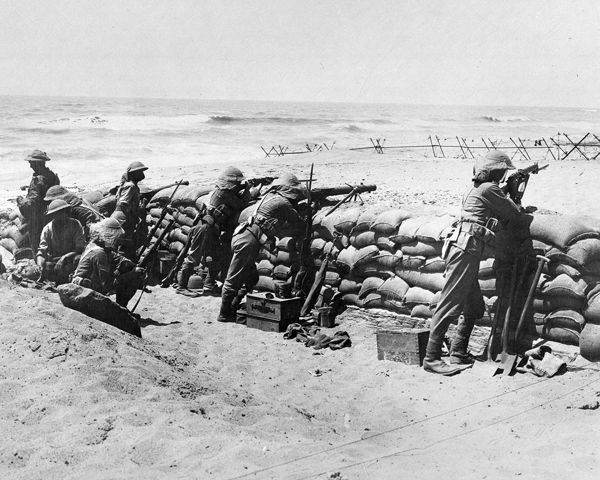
[245,293,302,322]
[376,328,429,366]
[246,315,291,333]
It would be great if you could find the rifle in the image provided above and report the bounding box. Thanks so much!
[294,164,315,297]
[247,176,276,188]
[160,213,202,287]
[501,162,548,205]
[130,218,176,313]
[311,184,377,211]
[137,179,186,262]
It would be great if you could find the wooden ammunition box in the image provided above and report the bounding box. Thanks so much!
[245,293,302,322]
[376,328,429,366]
[246,315,291,333]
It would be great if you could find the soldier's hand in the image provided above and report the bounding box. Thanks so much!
[522,205,537,214]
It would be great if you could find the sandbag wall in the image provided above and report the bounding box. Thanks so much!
[0,210,29,257]
[252,203,600,356]
[144,185,212,256]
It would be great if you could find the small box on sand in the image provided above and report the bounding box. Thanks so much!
[246,315,291,333]
[245,293,302,322]
[376,328,429,366]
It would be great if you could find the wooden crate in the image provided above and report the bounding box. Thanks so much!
[246,293,302,322]
[246,315,291,333]
[376,328,429,366]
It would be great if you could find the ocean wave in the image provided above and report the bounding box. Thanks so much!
[337,124,363,132]
[208,115,323,125]
[479,115,533,123]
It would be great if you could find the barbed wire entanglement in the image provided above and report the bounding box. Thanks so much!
[261,133,600,161]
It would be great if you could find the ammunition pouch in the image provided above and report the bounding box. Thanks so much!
[460,221,496,244]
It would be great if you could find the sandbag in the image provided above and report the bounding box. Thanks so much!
[377,276,410,301]
[81,190,104,204]
[583,287,600,324]
[375,233,396,251]
[478,258,497,279]
[479,278,497,297]
[335,246,358,273]
[529,213,600,249]
[532,295,585,313]
[566,238,600,266]
[57,283,141,337]
[415,214,455,242]
[372,251,400,269]
[255,275,275,292]
[170,228,188,245]
[352,208,386,234]
[362,293,386,309]
[358,277,385,299]
[334,207,362,234]
[533,324,580,346]
[400,240,442,257]
[430,291,441,308]
[0,237,17,253]
[257,259,274,277]
[353,262,395,279]
[411,304,434,319]
[419,256,445,273]
[276,237,297,252]
[275,250,299,266]
[404,286,435,307]
[533,309,585,332]
[350,231,377,249]
[398,255,426,270]
[273,264,298,280]
[580,322,600,362]
[324,271,342,288]
[342,293,363,308]
[547,261,581,279]
[316,210,341,239]
[395,268,446,292]
[339,278,362,294]
[310,238,327,257]
[392,216,433,244]
[540,274,587,300]
[370,209,412,235]
[95,194,117,216]
[354,245,380,267]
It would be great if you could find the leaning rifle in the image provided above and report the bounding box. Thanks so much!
[136,179,186,262]
[294,163,315,297]
[160,213,202,287]
[501,162,548,205]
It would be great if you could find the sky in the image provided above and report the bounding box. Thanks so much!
[0,0,599,107]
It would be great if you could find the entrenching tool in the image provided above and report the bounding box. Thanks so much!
[513,255,551,357]
[495,256,531,376]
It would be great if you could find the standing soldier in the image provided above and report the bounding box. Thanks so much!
[217,173,307,323]
[423,150,524,376]
[176,167,259,297]
[16,150,60,254]
[111,161,148,260]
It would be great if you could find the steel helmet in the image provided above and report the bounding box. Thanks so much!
[216,166,246,190]
[44,185,70,201]
[46,199,70,215]
[271,173,308,202]
[127,161,148,173]
[24,150,51,162]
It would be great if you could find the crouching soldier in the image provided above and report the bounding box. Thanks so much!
[423,150,525,376]
[44,185,104,239]
[72,218,146,308]
[36,199,86,284]
[217,173,307,323]
[176,167,259,297]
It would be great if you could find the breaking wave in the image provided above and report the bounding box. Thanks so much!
[480,115,533,123]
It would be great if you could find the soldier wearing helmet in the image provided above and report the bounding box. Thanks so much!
[423,150,524,376]
[16,150,60,254]
[111,161,149,259]
[175,167,260,297]
[217,172,307,323]
[36,199,86,284]
[44,185,104,238]
[72,218,145,307]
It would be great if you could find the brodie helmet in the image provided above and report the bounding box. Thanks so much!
[44,185,70,202]
[216,166,246,190]
[24,150,51,162]
[127,161,148,173]
[46,199,70,216]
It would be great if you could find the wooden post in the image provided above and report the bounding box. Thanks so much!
[482,138,491,151]
[456,136,467,158]
[542,138,557,161]
[261,146,271,158]
[436,136,446,157]
[428,136,437,157]
[562,132,591,160]
[517,137,532,162]
[462,138,475,158]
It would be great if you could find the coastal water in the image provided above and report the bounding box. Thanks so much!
[1,96,600,169]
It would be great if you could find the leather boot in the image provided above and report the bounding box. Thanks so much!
[450,316,476,365]
[176,264,200,297]
[217,291,237,323]
[423,359,465,376]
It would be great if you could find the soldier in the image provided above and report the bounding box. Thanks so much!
[36,199,86,284]
[217,173,307,323]
[176,167,259,297]
[72,218,145,308]
[111,161,148,260]
[44,186,104,238]
[16,150,60,254]
[423,150,524,376]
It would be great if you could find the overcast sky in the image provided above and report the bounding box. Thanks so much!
[1,0,598,107]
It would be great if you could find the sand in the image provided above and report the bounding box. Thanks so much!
[2,150,600,480]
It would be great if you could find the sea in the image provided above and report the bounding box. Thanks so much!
[1,95,600,170]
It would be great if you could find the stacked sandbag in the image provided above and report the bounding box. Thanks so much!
[255,236,302,294]
[0,209,30,258]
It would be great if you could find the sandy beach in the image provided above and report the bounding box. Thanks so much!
[2,150,600,480]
